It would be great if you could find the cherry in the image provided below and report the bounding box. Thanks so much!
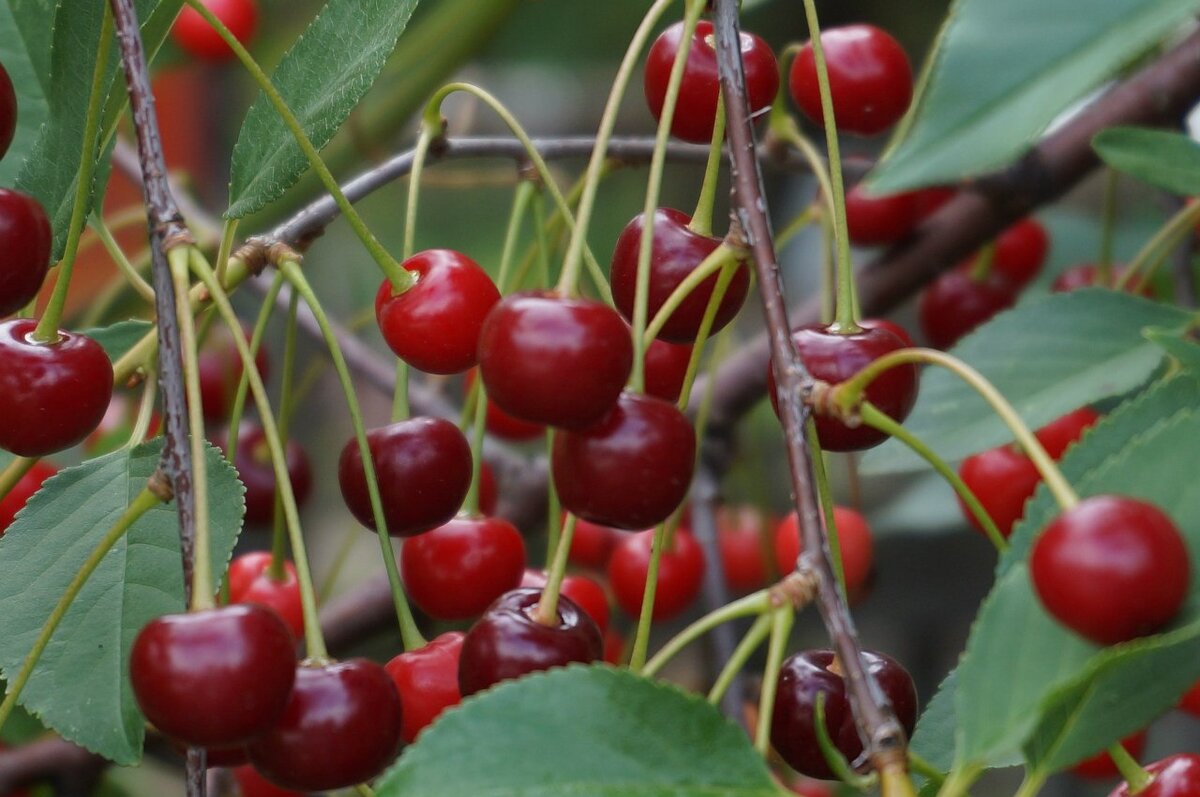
[198,325,269,424]
[0,461,57,536]
[375,249,501,375]
[479,460,499,516]
[644,20,779,144]
[477,292,632,430]
[858,317,915,348]
[716,505,772,592]
[1109,755,1200,797]
[607,527,705,620]
[400,514,526,620]
[465,368,544,442]
[553,391,696,530]
[990,218,1050,286]
[1030,495,1190,645]
[0,61,15,161]
[1180,680,1200,717]
[223,424,313,527]
[911,187,957,221]
[844,185,919,247]
[610,208,749,343]
[246,659,403,792]
[956,444,1041,539]
[1052,263,1155,296]
[771,649,917,779]
[918,267,1018,350]
[227,552,304,640]
[603,628,625,665]
[1071,731,1148,779]
[233,765,303,797]
[521,569,610,635]
[337,416,472,537]
[644,339,693,403]
[0,189,52,318]
[458,587,603,697]
[773,506,873,598]
[568,516,619,570]
[129,604,296,748]
[0,320,113,457]
[790,25,912,137]
[766,323,917,452]
[1035,407,1100,460]
[385,631,465,744]
[172,0,259,62]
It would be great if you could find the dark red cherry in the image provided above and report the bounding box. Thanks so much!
[956,444,1041,539]
[1181,680,1200,717]
[172,0,259,61]
[1052,263,1155,297]
[607,527,705,620]
[227,552,304,640]
[790,25,912,136]
[774,506,873,598]
[858,317,915,348]
[991,218,1050,286]
[568,516,619,570]
[1109,755,1200,797]
[521,569,610,635]
[246,659,403,792]
[766,323,917,452]
[233,764,303,797]
[771,649,917,779]
[477,292,632,430]
[198,325,269,424]
[644,20,779,143]
[716,505,771,592]
[458,587,603,697]
[844,185,919,247]
[1071,731,1148,779]
[375,249,501,375]
[465,368,544,442]
[644,339,693,403]
[0,61,15,161]
[479,460,499,516]
[129,604,297,748]
[918,267,1018,350]
[610,208,749,343]
[0,189,52,317]
[223,424,313,527]
[1035,407,1100,460]
[1030,495,1190,645]
[400,514,526,620]
[0,461,57,536]
[0,320,113,457]
[385,631,464,744]
[337,417,472,537]
[553,391,696,530]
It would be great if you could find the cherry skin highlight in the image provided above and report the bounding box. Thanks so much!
[385,631,465,743]
[607,527,705,621]
[172,0,259,61]
[227,552,304,640]
[0,188,52,318]
[0,461,57,536]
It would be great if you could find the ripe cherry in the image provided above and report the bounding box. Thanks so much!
[644,339,693,403]
[790,25,912,136]
[918,267,1018,350]
[568,516,619,570]
[0,61,15,161]
[553,391,696,530]
[172,0,259,62]
[0,320,113,457]
[610,208,749,343]
[223,424,313,527]
[766,323,917,452]
[227,552,304,640]
[233,765,303,797]
[385,631,464,744]
[521,569,610,635]
[644,20,779,144]
[337,417,472,536]
[858,317,915,348]
[607,527,705,620]
[465,368,544,442]
[400,514,526,620]
[458,587,603,697]
[957,444,1041,539]
[0,461,57,536]
[129,604,296,748]
[246,659,403,792]
[844,185,919,247]
[1030,495,1189,645]
[479,460,499,516]
[1071,731,1148,779]
[1035,407,1100,460]
[774,506,873,598]
[771,649,917,779]
[1109,755,1200,797]
[0,189,52,318]
[1052,263,1155,296]
[375,249,501,375]
[990,218,1050,286]
[198,325,269,424]
[477,292,632,430]
[716,505,772,592]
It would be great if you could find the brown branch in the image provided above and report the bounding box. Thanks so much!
[0,737,106,796]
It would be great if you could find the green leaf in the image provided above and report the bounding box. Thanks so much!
[868,0,1200,192]
[227,0,419,218]
[1145,325,1200,369]
[377,665,780,797]
[81,320,153,363]
[0,441,245,764]
[0,0,54,184]
[862,290,1189,474]
[1093,127,1200,197]
[910,671,959,775]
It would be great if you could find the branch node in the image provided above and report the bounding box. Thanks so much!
[516,158,542,188]
[267,241,304,269]
[233,238,273,275]
[148,468,175,502]
[770,569,819,609]
[161,228,196,251]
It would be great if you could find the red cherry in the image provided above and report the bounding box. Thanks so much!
[716,505,771,592]
[400,514,526,620]
[844,185,919,247]
[223,424,313,527]
[956,445,1041,539]
[477,292,632,430]
[644,339,693,403]
[773,506,873,598]
[858,317,915,348]
[603,628,625,665]
[790,25,912,136]
[0,320,113,457]
[198,325,269,424]
[553,391,696,530]
[0,461,57,536]
[1109,755,1200,797]
[918,267,1018,350]
[0,61,15,161]
[610,208,750,343]
[129,605,296,748]
[990,218,1050,286]
[521,569,610,635]
[375,249,501,375]
[1180,680,1200,717]
[766,323,918,452]
[227,552,304,640]
[385,631,464,744]
[568,516,619,570]
[1030,496,1190,645]
[458,587,603,697]
[607,527,705,620]
[0,189,52,317]
[1035,407,1101,460]
[246,660,403,792]
[644,20,779,143]
[911,187,957,221]
[1052,263,1155,296]
[172,0,259,61]
[1071,731,1148,779]
[479,460,499,516]
[337,417,472,537]
[465,368,544,442]
[233,765,303,797]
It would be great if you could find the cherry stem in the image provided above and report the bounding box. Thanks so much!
[707,613,772,704]
[805,420,845,593]
[268,288,303,583]
[642,243,744,347]
[643,590,773,677]
[967,243,995,281]
[392,361,410,422]
[215,218,238,287]
[1011,769,1049,797]
[768,48,837,229]
[628,521,671,672]
[754,606,794,756]
[126,375,159,450]
[1098,169,1118,276]
[1118,198,1200,292]
[497,180,536,292]
[403,124,435,263]
[544,432,561,569]
[677,278,738,412]
[0,458,36,507]
[689,92,727,237]
[226,273,283,466]
[935,763,984,797]
[89,214,156,303]
[534,513,578,626]
[813,691,877,789]
[907,752,946,787]
[463,371,489,517]
[1108,742,1153,794]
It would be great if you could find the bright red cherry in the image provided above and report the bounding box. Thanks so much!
[790,25,912,136]
[477,292,633,430]
[1071,731,1148,779]
[1030,496,1190,645]
[773,506,873,598]
[458,587,603,697]
[990,218,1050,286]
[375,249,501,375]
[0,189,52,318]
[197,325,269,424]
[233,765,303,797]
[0,320,113,457]
[610,208,749,343]
[918,267,1018,350]
[1035,407,1101,460]
[766,323,917,452]
[129,605,296,748]
[521,569,610,635]
[1109,755,1200,797]
[568,516,619,570]
[172,0,259,61]
[400,514,526,620]
[553,391,696,530]
[227,552,304,640]
[644,20,779,143]
[223,424,313,527]
[644,339,693,403]
[957,444,1041,539]
[337,417,472,536]
[0,461,56,536]
[385,631,464,744]
[1052,263,1155,296]
[603,628,625,665]
[607,527,705,621]
[717,505,772,592]
[844,185,919,247]
[771,649,917,779]
[0,61,15,161]
[465,368,544,442]
[247,659,403,792]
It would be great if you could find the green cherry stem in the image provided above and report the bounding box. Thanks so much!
[534,512,578,626]
[907,752,946,787]
[1011,769,1049,797]
[813,691,877,789]
[642,242,745,348]
[629,522,670,672]
[126,374,159,449]
[463,368,489,516]
[1098,168,1118,277]
[0,458,36,506]
[708,613,772,704]
[403,124,436,263]
[967,243,996,281]
[643,590,773,677]
[215,218,239,287]
[496,180,536,292]
[544,432,561,569]
[689,92,726,237]
[268,288,303,582]
[935,763,985,797]
[675,263,738,411]
[1108,741,1153,794]
[89,214,156,303]
[226,272,285,466]
[769,47,836,225]
[754,606,795,756]
[805,419,845,592]
[392,361,411,422]
[1118,197,1200,292]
